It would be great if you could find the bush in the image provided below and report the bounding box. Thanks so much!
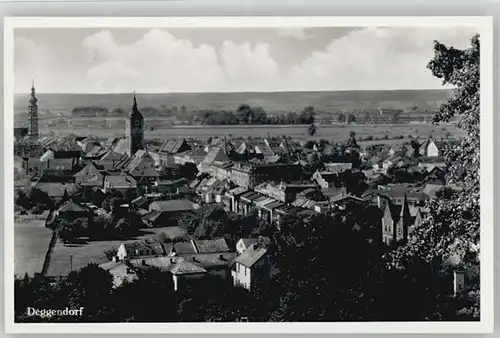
[104,248,118,261]
[31,205,46,215]
[365,135,374,141]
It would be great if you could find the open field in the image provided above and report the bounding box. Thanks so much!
[39,122,464,143]
[14,90,453,117]
[45,226,186,277]
[15,216,52,277]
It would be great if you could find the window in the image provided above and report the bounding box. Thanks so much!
[237,264,240,273]
[244,267,247,276]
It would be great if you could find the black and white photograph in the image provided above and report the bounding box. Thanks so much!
[4,17,493,334]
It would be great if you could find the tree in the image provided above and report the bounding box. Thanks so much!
[307,123,317,136]
[347,113,356,124]
[337,113,346,124]
[57,219,84,244]
[347,131,359,149]
[386,34,480,318]
[60,263,114,321]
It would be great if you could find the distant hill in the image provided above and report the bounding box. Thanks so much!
[14,89,453,118]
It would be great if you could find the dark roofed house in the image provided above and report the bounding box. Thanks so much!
[173,241,198,255]
[104,174,137,194]
[117,239,166,261]
[114,149,159,182]
[53,201,90,222]
[74,162,104,187]
[377,184,429,207]
[154,138,192,167]
[193,238,230,253]
[145,200,198,226]
[31,182,76,202]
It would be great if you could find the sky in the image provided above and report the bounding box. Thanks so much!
[14,26,478,93]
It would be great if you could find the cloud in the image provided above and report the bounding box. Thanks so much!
[79,29,283,93]
[219,41,280,91]
[276,28,314,40]
[14,26,479,93]
[287,27,478,91]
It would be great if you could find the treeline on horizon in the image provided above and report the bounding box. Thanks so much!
[67,104,436,125]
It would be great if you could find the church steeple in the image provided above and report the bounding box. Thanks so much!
[28,80,39,144]
[130,91,143,119]
[126,91,144,157]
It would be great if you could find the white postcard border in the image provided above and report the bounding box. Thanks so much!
[3,16,494,334]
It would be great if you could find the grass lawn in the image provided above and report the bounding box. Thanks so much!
[15,217,52,277]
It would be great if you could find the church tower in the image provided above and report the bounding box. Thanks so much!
[125,92,144,157]
[28,81,39,144]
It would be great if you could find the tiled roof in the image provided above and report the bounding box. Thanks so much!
[240,237,271,249]
[193,238,230,253]
[32,182,76,198]
[173,241,198,254]
[58,201,87,213]
[149,200,195,212]
[235,244,267,268]
[105,175,137,188]
[170,260,207,275]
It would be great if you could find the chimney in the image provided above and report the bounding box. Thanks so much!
[219,254,226,261]
[453,270,466,297]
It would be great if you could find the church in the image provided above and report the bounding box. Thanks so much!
[14,82,43,158]
[112,93,159,184]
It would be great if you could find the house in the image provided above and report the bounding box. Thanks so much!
[193,238,230,253]
[232,243,269,290]
[116,240,167,261]
[389,145,406,157]
[329,193,367,210]
[97,150,124,170]
[53,201,89,220]
[173,241,198,255]
[146,200,198,226]
[199,147,230,173]
[312,170,339,189]
[381,195,416,245]
[30,182,77,202]
[154,139,192,167]
[114,149,159,182]
[173,148,207,165]
[210,161,233,180]
[103,174,137,194]
[324,162,353,173]
[423,179,445,198]
[99,261,138,288]
[154,177,189,195]
[74,162,105,187]
[224,186,248,213]
[254,182,317,204]
[377,184,429,207]
[236,237,271,255]
[423,139,447,158]
[383,156,402,170]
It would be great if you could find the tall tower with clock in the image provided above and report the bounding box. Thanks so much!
[28,81,39,144]
[125,92,144,157]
